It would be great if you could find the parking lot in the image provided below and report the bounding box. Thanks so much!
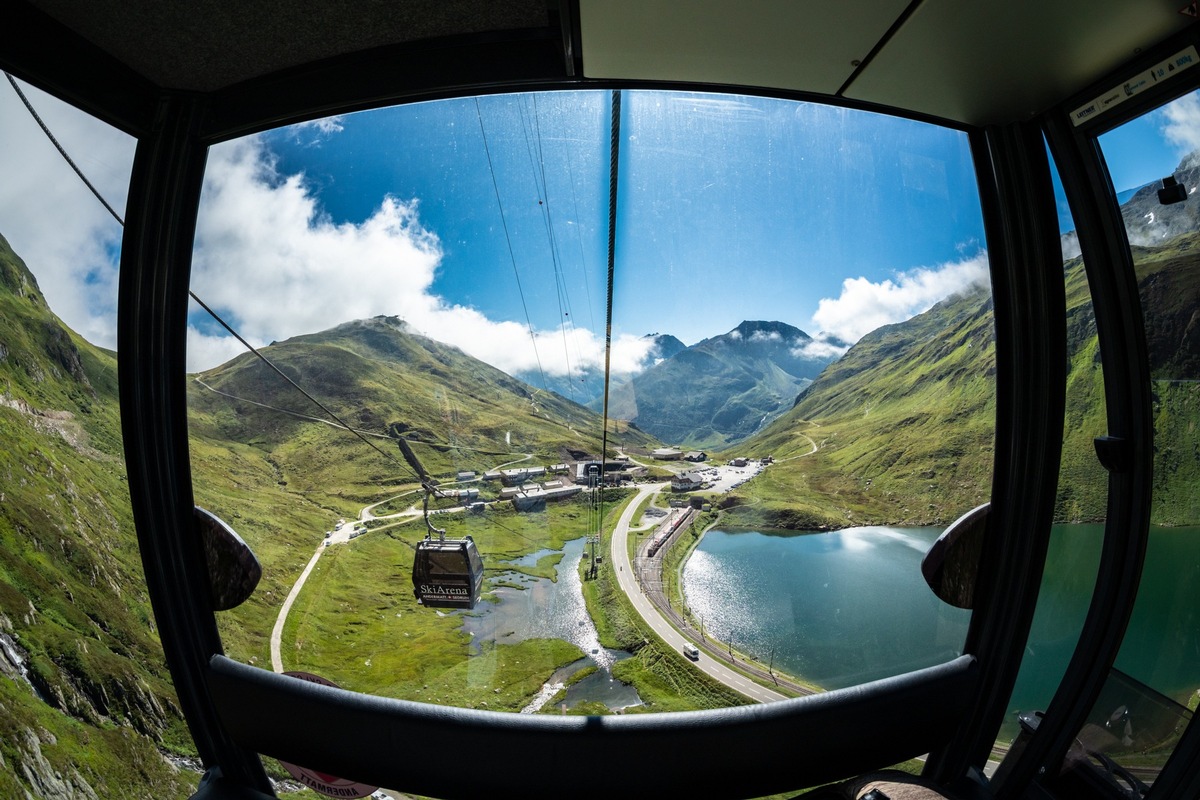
[694,461,766,493]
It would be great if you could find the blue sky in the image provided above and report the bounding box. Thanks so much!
[1,79,1196,376]
[186,90,991,374]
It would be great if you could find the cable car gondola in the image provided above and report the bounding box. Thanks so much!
[394,427,486,610]
[412,534,484,610]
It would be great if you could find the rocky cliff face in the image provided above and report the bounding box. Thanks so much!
[0,233,195,798]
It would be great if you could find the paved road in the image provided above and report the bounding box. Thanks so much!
[269,516,410,673]
[610,483,788,703]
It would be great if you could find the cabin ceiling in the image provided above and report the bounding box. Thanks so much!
[6,0,1198,127]
[580,0,1196,124]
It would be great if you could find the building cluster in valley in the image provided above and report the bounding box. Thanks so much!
[418,449,775,514]
[466,458,644,513]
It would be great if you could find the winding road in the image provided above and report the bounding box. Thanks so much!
[610,483,789,703]
[270,511,421,673]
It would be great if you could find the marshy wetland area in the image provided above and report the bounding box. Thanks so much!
[264,486,745,716]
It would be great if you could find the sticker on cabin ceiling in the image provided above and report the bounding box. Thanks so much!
[1072,46,1199,126]
[278,672,379,798]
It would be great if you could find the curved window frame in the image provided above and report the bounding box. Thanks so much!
[89,23,1200,800]
[114,85,1053,800]
[985,27,1200,800]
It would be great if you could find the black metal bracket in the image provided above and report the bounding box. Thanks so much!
[1093,435,1132,474]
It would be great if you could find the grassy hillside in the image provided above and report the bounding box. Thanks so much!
[1053,232,1200,525]
[189,316,657,491]
[727,287,996,529]
[0,234,195,798]
[186,316,660,670]
[1132,234,1200,524]
[726,230,1200,531]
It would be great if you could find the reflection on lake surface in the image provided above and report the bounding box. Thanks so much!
[462,537,641,712]
[683,526,969,690]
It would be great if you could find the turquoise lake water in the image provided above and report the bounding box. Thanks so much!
[683,524,1200,735]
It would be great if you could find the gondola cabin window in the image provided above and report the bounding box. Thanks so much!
[185,89,996,711]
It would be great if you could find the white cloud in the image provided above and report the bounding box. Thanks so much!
[809,253,990,348]
[295,116,345,136]
[0,88,650,381]
[189,136,649,376]
[1160,92,1200,155]
[1060,232,1082,260]
[0,77,135,349]
[791,336,848,361]
[186,328,248,374]
[748,330,782,343]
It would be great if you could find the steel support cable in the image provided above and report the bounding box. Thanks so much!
[565,148,598,333]
[476,97,549,392]
[520,95,578,399]
[530,94,585,376]
[5,72,127,227]
[14,70,564,542]
[598,90,622,535]
[6,71,423,483]
[187,292,417,479]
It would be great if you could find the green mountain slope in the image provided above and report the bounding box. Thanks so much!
[518,331,687,408]
[185,315,660,664]
[189,315,658,486]
[729,288,996,529]
[0,233,195,798]
[729,225,1200,531]
[1130,234,1200,524]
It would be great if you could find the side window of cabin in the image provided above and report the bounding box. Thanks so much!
[996,144,1109,750]
[1060,88,1200,784]
[0,79,194,796]
[187,90,995,714]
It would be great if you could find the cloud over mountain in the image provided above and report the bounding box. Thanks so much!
[0,78,133,350]
[809,253,990,350]
[189,135,654,375]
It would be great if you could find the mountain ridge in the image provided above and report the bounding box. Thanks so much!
[600,319,834,449]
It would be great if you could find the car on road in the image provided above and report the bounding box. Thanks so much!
[683,643,700,661]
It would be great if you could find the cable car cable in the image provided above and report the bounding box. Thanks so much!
[526,95,583,398]
[516,94,579,402]
[598,90,622,534]
[188,292,419,478]
[5,72,126,227]
[193,378,526,457]
[565,148,598,335]
[15,69,593,594]
[6,71,434,483]
[475,97,549,393]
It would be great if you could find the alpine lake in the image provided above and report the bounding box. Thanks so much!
[438,519,1198,729]
[683,523,1200,738]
